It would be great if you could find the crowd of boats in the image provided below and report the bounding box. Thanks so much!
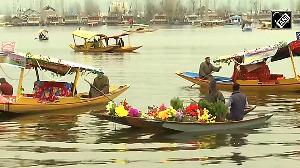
[0,24,299,133]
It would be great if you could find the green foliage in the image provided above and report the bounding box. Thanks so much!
[108,103,116,116]
[213,100,228,122]
[170,97,184,110]
[198,99,227,122]
[274,41,288,48]
[198,99,211,109]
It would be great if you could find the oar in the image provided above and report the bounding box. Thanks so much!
[190,98,198,104]
[84,79,113,102]
[191,71,214,88]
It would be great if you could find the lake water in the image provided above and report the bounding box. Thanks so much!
[0,24,299,167]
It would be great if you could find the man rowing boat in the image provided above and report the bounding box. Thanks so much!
[89,74,110,98]
[199,57,221,81]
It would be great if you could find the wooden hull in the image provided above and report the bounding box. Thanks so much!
[97,113,272,133]
[0,85,129,114]
[158,114,272,132]
[39,37,49,40]
[69,44,116,52]
[175,71,300,92]
[113,46,142,52]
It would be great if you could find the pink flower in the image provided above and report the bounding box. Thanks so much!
[128,108,139,117]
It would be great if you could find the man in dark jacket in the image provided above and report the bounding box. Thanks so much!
[199,57,221,81]
[89,74,109,98]
[0,78,13,95]
[205,81,225,104]
[226,83,248,121]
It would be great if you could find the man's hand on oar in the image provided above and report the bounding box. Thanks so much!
[84,79,112,102]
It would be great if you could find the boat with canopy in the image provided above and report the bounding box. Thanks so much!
[69,29,117,52]
[0,51,129,114]
[176,40,300,92]
[37,29,49,40]
[103,33,142,52]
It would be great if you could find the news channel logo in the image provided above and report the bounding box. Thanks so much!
[271,11,292,29]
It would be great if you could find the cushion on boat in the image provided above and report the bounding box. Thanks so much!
[232,62,271,82]
[33,81,73,102]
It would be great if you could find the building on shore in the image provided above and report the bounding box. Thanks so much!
[23,9,40,26]
[64,14,79,25]
[151,14,168,24]
[10,16,22,26]
[293,12,300,23]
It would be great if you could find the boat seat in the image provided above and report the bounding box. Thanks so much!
[33,81,73,102]
[269,74,284,80]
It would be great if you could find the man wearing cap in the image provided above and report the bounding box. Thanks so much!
[0,78,13,95]
[226,83,248,121]
[89,74,110,98]
[199,57,222,81]
[205,80,225,104]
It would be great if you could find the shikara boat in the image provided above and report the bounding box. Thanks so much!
[69,29,116,52]
[124,27,157,33]
[97,113,272,133]
[176,40,300,92]
[257,21,272,30]
[0,52,129,114]
[103,33,142,52]
[37,29,49,40]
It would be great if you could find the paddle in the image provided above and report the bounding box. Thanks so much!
[191,71,214,88]
[84,79,113,102]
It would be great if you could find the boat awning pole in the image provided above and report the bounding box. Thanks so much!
[288,45,299,80]
[34,67,40,81]
[128,35,130,46]
[17,68,25,99]
[73,35,76,45]
[72,68,80,96]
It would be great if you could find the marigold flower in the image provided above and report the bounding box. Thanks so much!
[158,110,169,120]
[115,105,129,117]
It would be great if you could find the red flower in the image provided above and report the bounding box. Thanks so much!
[123,100,130,110]
[159,104,167,111]
[186,104,199,119]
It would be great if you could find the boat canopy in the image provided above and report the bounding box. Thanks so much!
[0,52,103,76]
[214,40,300,65]
[37,29,48,34]
[105,33,129,39]
[72,30,106,40]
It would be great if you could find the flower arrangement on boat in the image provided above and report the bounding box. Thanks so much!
[106,97,228,123]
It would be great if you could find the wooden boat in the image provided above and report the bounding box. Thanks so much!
[257,21,272,30]
[0,52,129,114]
[37,29,49,40]
[103,33,142,52]
[176,40,300,92]
[70,30,117,52]
[124,27,157,33]
[96,113,272,133]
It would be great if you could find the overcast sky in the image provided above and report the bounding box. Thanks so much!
[0,0,296,15]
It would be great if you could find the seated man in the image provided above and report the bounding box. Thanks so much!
[93,38,99,48]
[205,81,225,104]
[89,73,110,98]
[0,78,13,95]
[226,83,248,121]
[199,57,221,81]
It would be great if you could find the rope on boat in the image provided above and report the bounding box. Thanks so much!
[0,65,31,80]
[36,60,72,81]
